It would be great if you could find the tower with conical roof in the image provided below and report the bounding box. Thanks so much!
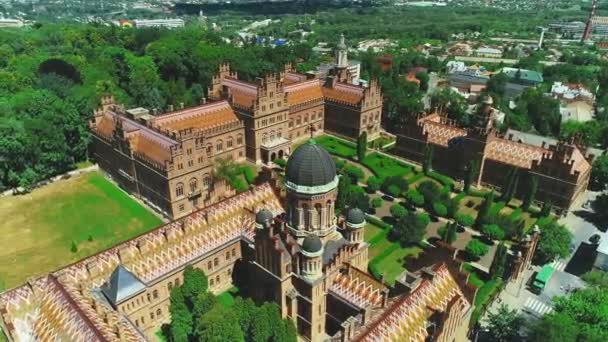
[336,33,349,68]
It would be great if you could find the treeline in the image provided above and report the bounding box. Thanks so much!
[0,23,311,190]
[167,265,296,342]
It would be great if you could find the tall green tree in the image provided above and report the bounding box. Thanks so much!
[522,174,538,211]
[535,221,571,265]
[540,200,553,217]
[196,306,245,342]
[490,242,509,279]
[501,167,519,204]
[181,265,208,306]
[357,131,367,162]
[463,159,479,193]
[590,155,608,191]
[475,191,495,228]
[336,175,352,212]
[423,144,434,174]
[392,212,430,246]
[169,287,193,342]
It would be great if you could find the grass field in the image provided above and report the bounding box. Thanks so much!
[316,135,357,158]
[0,171,163,289]
[361,153,413,180]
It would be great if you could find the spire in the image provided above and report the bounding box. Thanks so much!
[336,34,348,67]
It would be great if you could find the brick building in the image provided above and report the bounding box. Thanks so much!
[90,96,246,219]
[393,102,594,211]
[0,143,476,342]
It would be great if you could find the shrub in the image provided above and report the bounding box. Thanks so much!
[272,158,286,168]
[390,204,407,219]
[366,215,392,229]
[371,197,383,208]
[366,176,382,193]
[386,184,401,197]
[231,177,249,193]
[466,239,490,259]
[457,213,475,227]
[70,240,78,253]
[87,235,93,242]
[438,223,458,244]
[382,176,409,195]
[333,158,346,172]
[482,224,505,241]
[406,189,425,207]
[427,171,455,190]
[242,166,257,184]
[345,164,365,183]
[433,202,448,217]
[417,180,440,203]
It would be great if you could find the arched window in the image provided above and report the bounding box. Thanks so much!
[189,178,198,192]
[262,133,268,144]
[156,308,162,317]
[175,278,180,287]
[206,143,213,155]
[203,174,211,187]
[175,183,184,197]
[270,130,275,140]
[153,290,158,299]
[216,140,223,152]
[227,137,233,148]
[315,204,323,228]
[237,134,243,145]
[168,282,173,291]
[302,204,310,229]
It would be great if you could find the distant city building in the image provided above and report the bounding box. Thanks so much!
[550,17,608,40]
[500,67,544,86]
[133,19,185,29]
[449,72,490,96]
[357,39,397,53]
[474,46,503,58]
[551,82,595,123]
[446,61,468,74]
[448,43,473,56]
[0,18,23,28]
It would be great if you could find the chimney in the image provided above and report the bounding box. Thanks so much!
[168,104,174,112]
[180,102,185,109]
[201,97,207,105]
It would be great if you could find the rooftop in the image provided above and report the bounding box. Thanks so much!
[151,101,240,134]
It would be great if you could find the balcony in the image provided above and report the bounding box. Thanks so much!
[188,189,202,199]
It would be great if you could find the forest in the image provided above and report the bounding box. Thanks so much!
[0,23,312,190]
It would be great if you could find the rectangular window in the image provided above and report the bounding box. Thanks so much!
[214,258,219,266]
[188,160,194,167]
[198,156,204,163]
[179,204,185,212]
[227,140,233,148]
[208,261,212,270]
[178,163,183,170]
[232,249,236,257]
[226,251,230,260]
[187,148,192,155]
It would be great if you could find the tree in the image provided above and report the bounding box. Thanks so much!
[490,243,509,279]
[522,174,538,211]
[196,306,245,342]
[433,202,448,217]
[357,131,367,161]
[366,176,382,193]
[344,164,365,184]
[528,286,608,342]
[423,144,434,174]
[465,239,489,259]
[456,213,474,227]
[463,159,479,193]
[181,265,208,306]
[406,189,425,207]
[169,288,193,342]
[582,270,608,288]
[540,200,552,217]
[416,71,430,91]
[390,203,407,219]
[590,155,608,191]
[484,304,523,342]
[535,221,572,265]
[371,197,383,208]
[475,191,495,228]
[382,176,409,196]
[501,167,519,204]
[482,224,505,241]
[438,221,458,244]
[336,176,352,212]
[70,240,78,253]
[392,212,430,246]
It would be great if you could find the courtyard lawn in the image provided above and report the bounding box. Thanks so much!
[365,222,422,285]
[316,135,357,158]
[0,172,163,289]
[361,153,413,180]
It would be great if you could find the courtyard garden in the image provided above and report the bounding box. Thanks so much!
[0,171,163,289]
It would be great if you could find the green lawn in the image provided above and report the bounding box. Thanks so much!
[361,153,413,180]
[0,171,163,289]
[316,135,357,158]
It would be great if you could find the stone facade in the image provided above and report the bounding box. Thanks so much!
[90,96,246,219]
[393,110,593,212]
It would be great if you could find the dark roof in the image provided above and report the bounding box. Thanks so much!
[346,208,365,225]
[323,238,348,264]
[101,265,146,306]
[286,140,336,187]
[255,208,274,226]
[302,234,323,254]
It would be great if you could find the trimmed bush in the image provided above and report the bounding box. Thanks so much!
[482,224,505,241]
[386,184,401,197]
[371,197,383,208]
[427,171,455,190]
[406,189,425,207]
[366,176,382,193]
[457,213,475,227]
[365,215,392,229]
[272,158,286,168]
[466,239,490,259]
[433,202,448,217]
[382,176,409,195]
[70,240,78,253]
[231,177,249,193]
[242,166,257,184]
[345,164,365,183]
[390,203,407,219]
[438,223,458,244]
[333,158,346,172]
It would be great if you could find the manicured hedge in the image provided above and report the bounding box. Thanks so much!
[242,166,257,184]
[365,214,392,230]
[316,136,357,158]
[362,152,412,179]
[426,171,455,190]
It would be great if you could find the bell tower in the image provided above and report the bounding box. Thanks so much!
[336,34,348,68]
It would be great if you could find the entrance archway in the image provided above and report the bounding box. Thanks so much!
[270,152,277,162]
[278,150,284,159]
